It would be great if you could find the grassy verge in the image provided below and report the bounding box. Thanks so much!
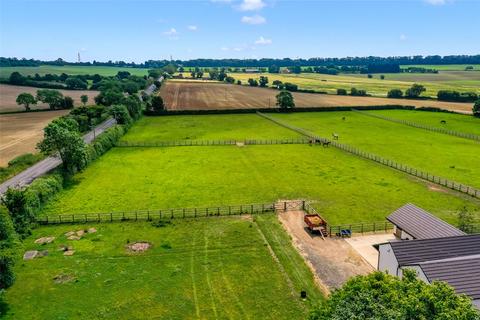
[0,153,45,183]
[4,217,314,319]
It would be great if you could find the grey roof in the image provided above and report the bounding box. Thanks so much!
[418,255,480,300]
[387,203,465,239]
[390,234,480,266]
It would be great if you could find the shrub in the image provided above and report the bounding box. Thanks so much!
[247,78,258,87]
[350,88,367,96]
[88,125,127,163]
[284,82,298,92]
[337,89,347,95]
[387,89,403,98]
[437,90,478,102]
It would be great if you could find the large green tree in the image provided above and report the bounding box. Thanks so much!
[309,271,479,320]
[94,89,124,106]
[36,89,64,110]
[150,96,165,112]
[474,99,480,117]
[38,118,88,174]
[110,105,132,125]
[405,83,426,98]
[15,93,36,111]
[80,94,88,106]
[276,90,295,109]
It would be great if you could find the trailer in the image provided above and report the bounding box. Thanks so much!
[304,214,328,239]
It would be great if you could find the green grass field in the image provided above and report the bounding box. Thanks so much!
[4,216,321,319]
[229,72,480,98]
[0,65,149,79]
[364,109,480,136]
[270,111,480,189]
[39,145,479,225]
[120,114,302,143]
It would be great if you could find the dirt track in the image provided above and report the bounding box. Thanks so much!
[278,210,373,290]
[0,84,99,112]
[160,81,473,114]
[0,110,68,166]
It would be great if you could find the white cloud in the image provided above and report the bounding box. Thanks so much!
[424,0,450,5]
[239,0,265,11]
[188,25,198,31]
[254,36,272,45]
[221,47,230,51]
[241,14,266,25]
[163,28,179,40]
[163,28,178,36]
[400,34,407,41]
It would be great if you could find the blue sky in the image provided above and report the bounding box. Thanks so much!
[0,0,478,62]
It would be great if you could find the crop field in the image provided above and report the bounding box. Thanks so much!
[4,216,321,319]
[0,110,68,166]
[160,81,474,113]
[347,70,480,84]
[0,65,149,79]
[400,64,480,71]
[230,72,480,98]
[271,111,480,189]
[0,84,99,112]
[364,109,480,136]
[121,114,302,143]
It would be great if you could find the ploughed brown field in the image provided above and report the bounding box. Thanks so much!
[0,110,68,166]
[160,81,474,114]
[0,84,99,112]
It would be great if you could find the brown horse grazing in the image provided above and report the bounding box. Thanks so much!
[322,141,331,147]
[332,133,339,140]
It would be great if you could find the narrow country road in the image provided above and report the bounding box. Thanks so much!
[0,118,117,195]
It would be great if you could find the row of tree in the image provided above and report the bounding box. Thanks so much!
[7,71,149,92]
[3,55,479,68]
[16,89,83,111]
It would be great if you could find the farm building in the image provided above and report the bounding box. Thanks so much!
[386,203,465,240]
[378,234,480,309]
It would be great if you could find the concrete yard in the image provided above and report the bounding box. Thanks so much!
[345,233,397,268]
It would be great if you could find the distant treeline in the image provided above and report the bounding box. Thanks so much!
[1,55,479,68]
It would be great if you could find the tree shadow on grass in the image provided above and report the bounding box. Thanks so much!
[0,296,10,317]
